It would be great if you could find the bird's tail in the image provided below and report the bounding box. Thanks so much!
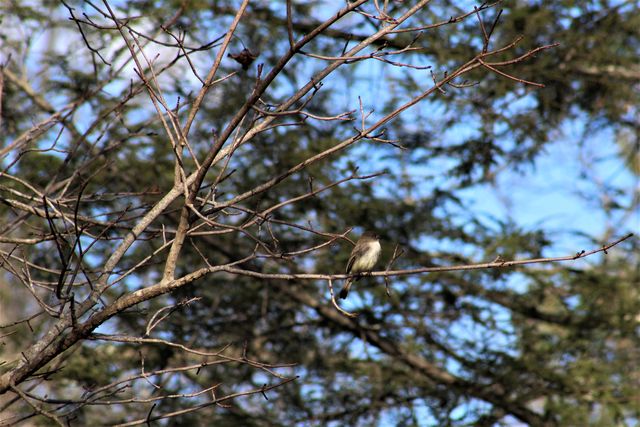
[339,278,352,299]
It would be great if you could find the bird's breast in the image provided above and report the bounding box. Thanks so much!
[351,241,381,272]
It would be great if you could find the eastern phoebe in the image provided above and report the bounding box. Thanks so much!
[339,231,381,299]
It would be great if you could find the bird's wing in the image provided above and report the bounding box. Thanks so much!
[346,244,368,273]
[346,255,355,273]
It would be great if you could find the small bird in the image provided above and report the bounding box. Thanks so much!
[339,231,381,299]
